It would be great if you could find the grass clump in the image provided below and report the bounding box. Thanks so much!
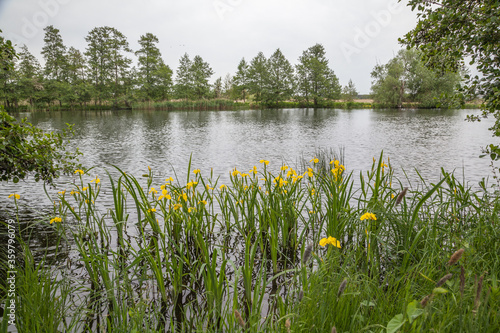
[1,152,499,332]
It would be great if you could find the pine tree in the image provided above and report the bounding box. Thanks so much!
[175,53,192,100]
[267,48,295,106]
[296,44,341,107]
[233,58,249,102]
[247,52,269,104]
[190,55,214,100]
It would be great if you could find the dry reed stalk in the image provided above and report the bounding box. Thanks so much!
[420,294,433,308]
[234,309,245,328]
[331,326,337,333]
[302,243,313,265]
[474,274,484,311]
[447,248,464,265]
[396,187,408,205]
[436,273,453,287]
[298,290,304,302]
[285,318,291,333]
[460,266,465,297]
[337,279,347,298]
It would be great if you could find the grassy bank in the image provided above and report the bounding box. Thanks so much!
[2,153,499,332]
[4,99,482,112]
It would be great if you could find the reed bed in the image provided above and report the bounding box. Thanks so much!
[1,152,499,332]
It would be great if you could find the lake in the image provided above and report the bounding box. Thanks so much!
[1,107,497,214]
[1,107,498,331]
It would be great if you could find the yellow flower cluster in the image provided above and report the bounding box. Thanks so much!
[159,189,171,200]
[310,157,319,164]
[360,212,377,221]
[306,167,314,178]
[273,175,288,188]
[319,236,341,248]
[50,217,62,224]
[74,169,84,175]
[330,160,346,182]
[186,181,198,189]
[8,193,20,200]
[259,160,269,165]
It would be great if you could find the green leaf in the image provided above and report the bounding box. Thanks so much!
[360,300,376,307]
[406,300,424,324]
[432,287,449,294]
[386,313,406,333]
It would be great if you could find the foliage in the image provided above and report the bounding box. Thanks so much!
[3,153,499,331]
[41,25,68,82]
[190,55,214,100]
[296,43,341,106]
[0,32,81,184]
[247,51,269,104]
[267,48,295,106]
[174,53,214,100]
[401,0,500,158]
[135,33,173,101]
[84,26,132,106]
[175,53,193,100]
[0,108,81,183]
[371,48,461,108]
[233,58,249,102]
[342,79,358,103]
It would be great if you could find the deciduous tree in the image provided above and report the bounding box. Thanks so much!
[401,0,500,160]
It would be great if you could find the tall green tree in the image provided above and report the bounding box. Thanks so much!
[342,79,358,103]
[175,53,192,100]
[267,48,295,106]
[41,25,68,81]
[0,31,17,109]
[85,26,132,106]
[296,44,341,106]
[233,58,249,102]
[222,73,234,99]
[190,55,214,100]
[41,25,69,106]
[247,52,269,104]
[135,33,172,100]
[401,0,500,160]
[153,63,173,101]
[371,49,460,108]
[213,77,222,99]
[17,45,43,107]
[66,47,92,108]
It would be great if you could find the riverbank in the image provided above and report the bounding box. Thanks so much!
[3,99,483,112]
[2,153,499,332]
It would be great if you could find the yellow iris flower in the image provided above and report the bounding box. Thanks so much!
[319,236,341,248]
[360,212,377,221]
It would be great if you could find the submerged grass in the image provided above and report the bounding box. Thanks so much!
[1,152,499,332]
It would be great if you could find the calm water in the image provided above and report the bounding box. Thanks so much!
[1,108,497,214]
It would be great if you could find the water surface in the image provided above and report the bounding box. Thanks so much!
[1,108,497,214]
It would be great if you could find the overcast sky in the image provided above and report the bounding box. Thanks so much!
[0,0,418,94]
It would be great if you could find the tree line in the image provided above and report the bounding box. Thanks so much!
[1,25,463,110]
[0,26,352,109]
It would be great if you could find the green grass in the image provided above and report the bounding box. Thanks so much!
[1,152,499,332]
